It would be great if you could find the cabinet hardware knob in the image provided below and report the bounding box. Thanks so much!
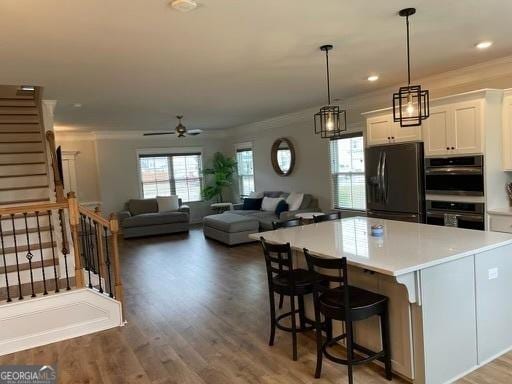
[446,147,450,150]
[451,147,455,150]
[388,137,391,140]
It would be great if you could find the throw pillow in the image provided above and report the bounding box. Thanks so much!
[274,200,289,217]
[242,198,263,210]
[248,191,264,198]
[286,192,304,211]
[157,196,179,212]
[261,197,284,212]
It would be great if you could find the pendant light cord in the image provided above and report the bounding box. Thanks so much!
[325,49,331,105]
[406,15,411,86]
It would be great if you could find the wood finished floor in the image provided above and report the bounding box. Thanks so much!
[0,227,509,383]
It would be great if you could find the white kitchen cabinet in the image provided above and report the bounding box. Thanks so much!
[423,100,482,157]
[502,93,512,170]
[366,113,421,147]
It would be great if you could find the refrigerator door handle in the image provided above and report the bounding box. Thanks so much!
[376,151,383,202]
[381,151,388,202]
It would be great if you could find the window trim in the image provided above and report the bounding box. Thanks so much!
[235,142,255,198]
[329,132,366,212]
[136,147,203,202]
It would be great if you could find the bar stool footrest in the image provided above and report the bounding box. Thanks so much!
[275,310,315,332]
[323,334,386,366]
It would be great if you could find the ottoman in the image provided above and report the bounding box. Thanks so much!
[203,213,259,245]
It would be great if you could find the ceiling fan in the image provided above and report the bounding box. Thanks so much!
[143,115,202,137]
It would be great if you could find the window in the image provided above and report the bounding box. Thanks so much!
[139,153,202,202]
[236,146,255,197]
[330,134,366,210]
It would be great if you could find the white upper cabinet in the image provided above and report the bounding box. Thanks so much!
[366,113,421,147]
[502,93,512,170]
[423,100,483,157]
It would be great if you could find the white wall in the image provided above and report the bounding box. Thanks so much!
[93,134,229,222]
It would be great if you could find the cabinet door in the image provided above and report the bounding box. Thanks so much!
[366,115,391,147]
[422,106,451,157]
[391,119,422,144]
[452,100,483,155]
[502,95,512,170]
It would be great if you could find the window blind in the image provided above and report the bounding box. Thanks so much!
[236,147,255,197]
[139,153,202,202]
[329,134,366,210]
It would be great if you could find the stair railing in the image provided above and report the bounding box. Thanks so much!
[45,130,65,203]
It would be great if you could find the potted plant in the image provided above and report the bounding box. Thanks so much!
[202,152,237,203]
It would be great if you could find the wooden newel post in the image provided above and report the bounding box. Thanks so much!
[67,191,84,288]
[109,213,124,313]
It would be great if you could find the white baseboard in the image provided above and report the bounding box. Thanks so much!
[0,288,123,356]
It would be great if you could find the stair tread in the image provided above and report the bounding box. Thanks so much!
[1,241,56,256]
[0,140,42,144]
[0,198,50,207]
[0,151,44,154]
[0,185,49,192]
[1,258,59,275]
[0,173,47,178]
[0,162,45,166]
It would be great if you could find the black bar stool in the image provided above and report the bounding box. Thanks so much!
[271,217,303,309]
[272,217,303,230]
[304,248,392,384]
[260,237,321,361]
[313,211,341,223]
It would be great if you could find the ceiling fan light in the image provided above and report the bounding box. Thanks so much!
[170,0,197,13]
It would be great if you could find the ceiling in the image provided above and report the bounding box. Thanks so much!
[1,0,511,132]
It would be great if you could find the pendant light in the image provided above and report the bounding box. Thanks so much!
[392,8,429,127]
[314,44,347,138]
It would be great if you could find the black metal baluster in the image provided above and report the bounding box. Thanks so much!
[104,227,113,298]
[10,214,23,300]
[58,209,71,291]
[47,211,59,293]
[94,221,103,293]
[79,215,88,273]
[0,216,11,302]
[81,215,93,288]
[23,213,36,298]
[35,212,48,295]
[88,217,97,274]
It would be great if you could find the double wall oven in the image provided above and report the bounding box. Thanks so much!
[425,155,485,230]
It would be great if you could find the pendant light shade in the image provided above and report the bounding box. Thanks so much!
[392,8,429,127]
[314,45,347,138]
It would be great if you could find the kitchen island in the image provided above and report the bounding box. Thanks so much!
[249,217,512,384]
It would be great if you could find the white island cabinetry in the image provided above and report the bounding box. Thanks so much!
[250,217,512,384]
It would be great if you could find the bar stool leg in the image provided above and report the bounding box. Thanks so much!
[345,320,354,384]
[381,307,393,380]
[268,290,277,346]
[290,294,298,361]
[279,294,284,309]
[314,306,324,378]
[298,295,306,329]
[326,319,333,341]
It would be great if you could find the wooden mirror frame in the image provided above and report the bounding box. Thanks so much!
[271,138,295,176]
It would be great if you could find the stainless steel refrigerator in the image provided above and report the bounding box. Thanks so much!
[365,142,425,223]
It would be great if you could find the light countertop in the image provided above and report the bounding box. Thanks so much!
[249,217,512,276]
[488,207,512,216]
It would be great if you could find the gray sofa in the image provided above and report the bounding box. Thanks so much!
[203,191,319,245]
[118,198,190,239]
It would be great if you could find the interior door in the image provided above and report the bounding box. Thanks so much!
[381,143,423,214]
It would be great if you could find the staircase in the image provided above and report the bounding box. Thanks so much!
[0,85,50,206]
[0,85,124,355]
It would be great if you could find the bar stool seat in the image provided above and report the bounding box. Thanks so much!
[319,285,388,321]
[272,269,317,295]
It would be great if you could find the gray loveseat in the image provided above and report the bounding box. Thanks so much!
[203,191,319,245]
[118,198,190,239]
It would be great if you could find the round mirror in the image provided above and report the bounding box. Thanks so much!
[271,138,295,176]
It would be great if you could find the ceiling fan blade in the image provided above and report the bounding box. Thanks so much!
[143,132,176,136]
[187,129,203,134]
[188,132,201,136]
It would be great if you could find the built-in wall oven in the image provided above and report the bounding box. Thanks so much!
[425,155,484,196]
[426,200,485,230]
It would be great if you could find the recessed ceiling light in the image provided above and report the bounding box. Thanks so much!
[475,41,493,49]
[73,103,82,108]
[367,75,379,82]
[170,0,197,12]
